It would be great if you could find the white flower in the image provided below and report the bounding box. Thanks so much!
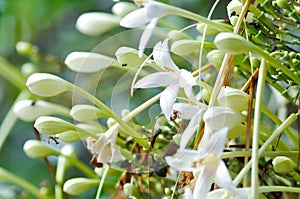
[120,0,172,57]
[166,127,240,199]
[227,0,254,23]
[65,52,115,73]
[134,39,196,119]
[76,12,119,36]
[86,127,121,164]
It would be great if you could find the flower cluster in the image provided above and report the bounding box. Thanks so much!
[7,0,300,198]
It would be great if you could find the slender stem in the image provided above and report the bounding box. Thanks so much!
[71,158,98,179]
[221,151,299,159]
[0,56,26,90]
[0,91,30,150]
[251,59,267,198]
[95,164,109,199]
[258,186,300,194]
[234,112,299,185]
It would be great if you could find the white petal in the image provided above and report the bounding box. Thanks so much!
[208,188,250,199]
[165,149,201,171]
[160,84,179,119]
[138,17,158,58]
[184,187,194,199]
[193,165,216,199]
[153,39,179,71]
[120,8,152,28]
[134,72,178,88]
[203,106,244,130]
[180,110,205,149]
[173,103,202,119]
[179,69,196,87]
[65,52,115,73]
[198,127,228,157]
[215,161,238,195]
[76,12,119,36]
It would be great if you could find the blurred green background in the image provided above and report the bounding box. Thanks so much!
[0,0,229,198]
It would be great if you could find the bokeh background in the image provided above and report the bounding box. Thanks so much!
[0,0,230,198]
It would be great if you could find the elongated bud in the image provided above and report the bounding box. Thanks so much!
[23,140,60,158]
[112,2,138,18]
[171,40,200,57]
[214,32,253,54]
[203,106,244,130]
[65,52,116,73]
[196,23,220,35]
[14,100,69,122]
[206,50,225,68]
[70,104,105,122]
[63,178,99,195]
[272,156,295,173]
[217,86,249,112]
[26,73,71,97]
[76,12,119,36]
[115,47,147,67]
[58,130,81,142]
[34,116,75,135]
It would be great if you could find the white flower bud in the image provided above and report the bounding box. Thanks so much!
[26,73,71,97]
[65,52,115,73]
[61,145,77,158]
[206,50,225,68]
[14,100,69,122]
[272,156,295,173]
[214,32,252,55]
[58,130,81,142]
[115,47,147,67]
[15,41,39,56]
[171,40,200,57]
[34,116,75,135]
[203,106,244,130]
[23,140,59,158]
[63,178,99,195]
[21,63,38,77]
[196,23,220,35]
[217,86,249,112]
[70,104,105,122]
[76,12,119,36]
[227,0,254,22]
[112,2,138,18]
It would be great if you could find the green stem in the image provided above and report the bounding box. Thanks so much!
[95,164,109,199]
[71,85,149,148]
[0,91,30,150]
[234,112,299,185]
[71,157,97,179]
[259,186,300,194]
[251,59,267,198]
[221,151,299,159]
[0,167,50,199]
[0,56,26,90]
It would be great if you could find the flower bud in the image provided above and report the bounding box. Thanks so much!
[21,63,38,77]
[70,104,105,122]
[123,183,140,198]
[196,23,220,35]
[26,73,71,97]
[214,32,253,55]
[15,41,39,56]
[61,144,77,158]
[34,116,75,135]
[107,118,117,128]
[23,140,59,158]
[217,86,249,112]
[65,52,115,73]
[206,50,225,68]
[63,178,99,195]
[171,40,200,57]
[14,100,69,122]
[76,12,119,36]
[115,47,147,67]
[272,156,295,173]
[227,0,254,22]
[203,106,244,130]
[58,130,81,142]
[112,2,138,18]
[228,123,246,139]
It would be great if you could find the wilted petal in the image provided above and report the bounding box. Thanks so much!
[180,110,205,149]
[160,84,179,119]
[165,149,201,171]
[153,39,179,71]
[134,72,178,88]
[65,52,115,73]
[138,17,158,58]
[120,8,152,28]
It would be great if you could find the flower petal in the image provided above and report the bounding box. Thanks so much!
[120,8,152,28]
[165,149,201,171]
[138,17,158,58]
[160,84,179,119]
[173,103,203,119]
[153,39,179,71]
[134,72,178,88]
[179,69,196,87]
[215,161,239,195]
[193,165,216,199]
